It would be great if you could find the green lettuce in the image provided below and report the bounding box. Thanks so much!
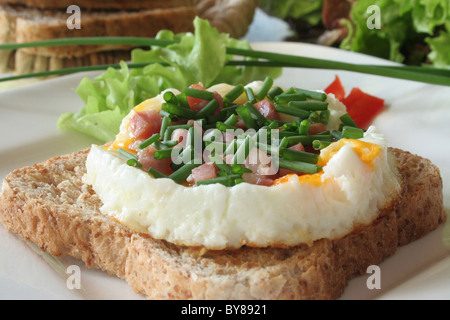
[58,17,281,143]
[259,0,324,26]
[341,0,449,67]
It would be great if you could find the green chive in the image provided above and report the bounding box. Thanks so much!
[139,133,161,149]
[159,116,171,138]
[341,126,364,139]
[196,174,242,187]
[148,167,168,179]
[286,134,332,147]
[278,159,323,174]
[312,140,332,150]
[275,104,311,119]
[169,161,202,183]
[280,148,319,164]
[183,87,214,100]
[154,147,183,159]
[244,102,267,126]
[274,93,307,104]
[126,159,142,168]
[298,119,310,135]
[163,91,178,104]
[340,113,359,128]
[216,121,236,132]
[197,99,219,117]
[161,102,198,119]
[236,104,258,129]
[294,88,327,101]
[267,87,283,100]
[224,113,239,126]
[232,136,255,165]
[245,87,257,104]
[288,101,328,111]
[319,109,330,125]
[331,130,343,140]
[255,76,274,100]
[118,148,138,160]
[223,84,244,105]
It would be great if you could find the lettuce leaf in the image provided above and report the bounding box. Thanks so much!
[341,0,449,67]
[58,17,281,143]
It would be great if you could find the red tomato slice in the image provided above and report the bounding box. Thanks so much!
[342,87,385,130]
[324,75,346,101]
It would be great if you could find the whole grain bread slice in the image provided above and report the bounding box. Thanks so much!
[0,0,197,10]
[0,147,446,299]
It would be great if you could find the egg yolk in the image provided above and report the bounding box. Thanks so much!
[273,139,381,186]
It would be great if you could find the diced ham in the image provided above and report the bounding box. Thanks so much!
[171,128,188,148]
[129,109,162,140]
[187,163,218,184]
[308,123,327,135]
[254,98,279,120]
[288,143,305,152]
[186,83,223,115]
[242,172,274,186]
[137,146,172,175]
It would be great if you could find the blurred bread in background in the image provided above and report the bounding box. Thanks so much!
[0,0,258,75]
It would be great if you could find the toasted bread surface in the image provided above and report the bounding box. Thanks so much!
[0,147,446,299]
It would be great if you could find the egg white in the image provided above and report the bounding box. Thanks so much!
[85,123,401,249]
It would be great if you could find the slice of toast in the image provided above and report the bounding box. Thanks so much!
[0,147,446,299]
[0,0,197,11]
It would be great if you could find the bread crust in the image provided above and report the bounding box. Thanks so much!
[0,147,446,299]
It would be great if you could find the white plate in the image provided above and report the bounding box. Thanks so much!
[0,42,449,300]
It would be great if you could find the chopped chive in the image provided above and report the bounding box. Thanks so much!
[312,140,332,150]
[280,148,319,164]
[139,133,161,149]
[216,121,236,132]
[176,92,190,108]
[205,141,227,153]
[161,102,198,119]
[298,119,310,135]
[274,93,307,104]
[244,102,266,126]
[342,126,364,139]
[154,147,182,159]
[286,134,332,147]
[232,136,256,165]
[160,140,179,147]
[163,91,178,104]
[159,116,171,138]
[169,161,202,183]
[196,174,241,187]
[236,104,258,129]
[279,87,296,95]
[118,148,138,160]
[340,113,359,128]
[319,109,330,125]
[214,162,233,174]
[245,87,257,104]
[288,101,328,111]
[126,158,142,168]
[224,113,239,126]
[255,76,274,100]
[257,141,279,155]
[183,87,215,100]
[308,111,321,123]
[224,139,238,155]
[223,84,244,105]
[231,164,252,175]
[279,136,288,149]
[148,167,168,179]
[163,124,193,141]
[331,130,343,140]
[267,86,283,100]
[275,104,311,119]
[197,99,219,117]
[295,88,327,101]
[278,159,323,174]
